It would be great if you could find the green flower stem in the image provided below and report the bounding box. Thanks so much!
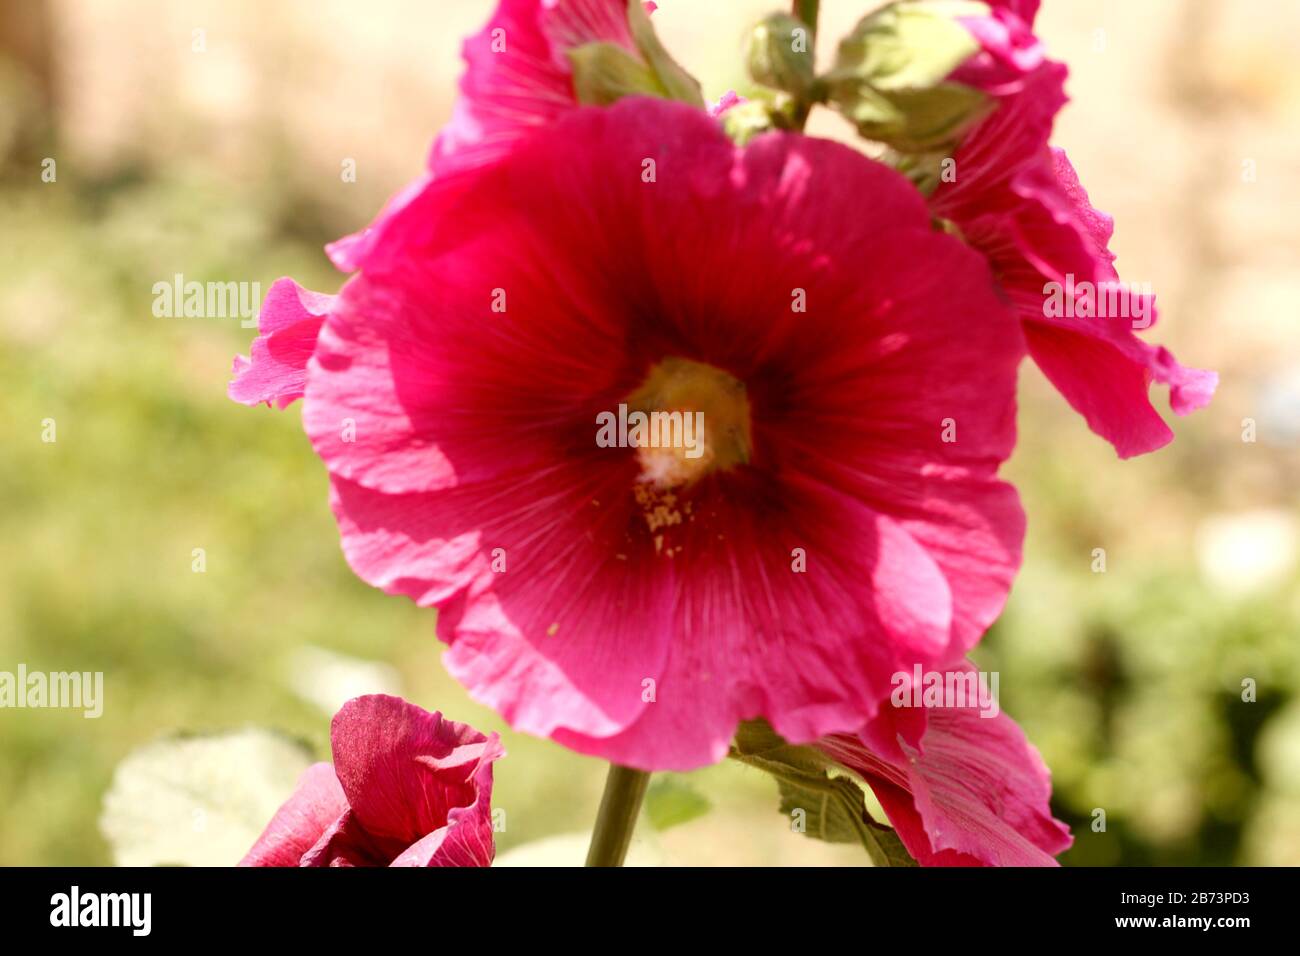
[792,0,822,131]
[584,764,651,867]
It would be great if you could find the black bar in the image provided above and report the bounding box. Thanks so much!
[0,866,1277,941]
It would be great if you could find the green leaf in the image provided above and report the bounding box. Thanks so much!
[644,775,711,831]
[99,728,314,866]
[729,720,917,867]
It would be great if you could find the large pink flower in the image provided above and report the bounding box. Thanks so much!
[936,0,1216,458]
[278,98,1026,771]
[241,695,502,867]
[818,661,1071,866]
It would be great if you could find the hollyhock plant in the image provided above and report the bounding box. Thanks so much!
[224,0,1232,867]
[241,695,502,867]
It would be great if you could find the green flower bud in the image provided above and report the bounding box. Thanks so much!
[744,13,816,100]
[824,0,991,153]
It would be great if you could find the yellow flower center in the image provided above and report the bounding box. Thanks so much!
[626,356,753,490]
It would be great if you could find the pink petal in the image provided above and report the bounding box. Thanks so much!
[1009,151,1218,456]
[989,0,1040,24]
[331,0,647,279]
[239,763,347,866]
[951,6,1046,96]
[931,63,1069,225]
[709,90,745,117]
[228,278,333,409]
[328,695,501,866]
[552,482,957,771]
[330,472,677,742]
[820,679,1073,866]
[325,175,434,275]
[298,809,399,867]
[429,0,640,177]
[393,736,500,867]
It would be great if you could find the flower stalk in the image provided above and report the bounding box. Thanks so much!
[793,0,820,36]
[584,764,651,867]
[791,0,821,130]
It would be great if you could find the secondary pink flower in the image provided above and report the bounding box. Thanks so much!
[231,1,691,381]
[292,98,1025,771]
[936,1,1216,458]
[319,0,687,279]
[241,695,502,867]
[817,663,1072,866]
[428,0,647,177]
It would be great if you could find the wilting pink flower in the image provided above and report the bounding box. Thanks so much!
[818,662,1072,866]
[242,98,1026,772]
[241,695,502,867]
[937,0,1216,458]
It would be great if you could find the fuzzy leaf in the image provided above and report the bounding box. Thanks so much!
[99,729,314,867]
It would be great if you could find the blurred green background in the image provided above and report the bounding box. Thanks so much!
[1,0,1297,865]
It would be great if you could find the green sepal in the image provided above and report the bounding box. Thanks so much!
[568,41,667,106]
[626,0,705,108]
